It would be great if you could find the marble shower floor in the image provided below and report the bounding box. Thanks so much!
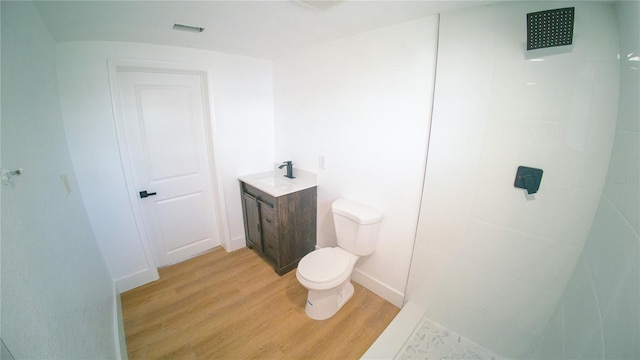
[397,316,500,360]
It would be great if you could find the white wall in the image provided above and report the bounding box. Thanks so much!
[534,2,640,358]
[1,2,116,358]
[56,42,275,290]
[406,2,620,358]
[274,17,439,306]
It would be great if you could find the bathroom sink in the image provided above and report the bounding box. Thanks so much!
[257,176,292,188]
[239,170,317,198]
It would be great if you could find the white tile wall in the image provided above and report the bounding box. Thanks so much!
[534,305,564,359]
[470,172,602,247]
[449,262,560,333]
[561,257,604,358]
[584,200,639,306]
[600,253,640,359]
[406,2,621,358]
[443,296,539,358]
[421,162,477,216]
[603,130,640,233]
[532,2,640,358]
[415,208,468,257]
[457,220,581,293]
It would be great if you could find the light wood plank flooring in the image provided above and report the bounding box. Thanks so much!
[121,247,400,359]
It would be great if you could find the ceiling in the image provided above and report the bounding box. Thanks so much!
[34,0,496,60]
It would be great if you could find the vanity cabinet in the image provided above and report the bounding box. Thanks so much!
[240,181,316,275]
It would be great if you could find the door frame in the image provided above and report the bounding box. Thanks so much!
[108,59,231,290]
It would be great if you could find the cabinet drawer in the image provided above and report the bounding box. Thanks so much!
[260,201,278,261]
[262,231,278,261]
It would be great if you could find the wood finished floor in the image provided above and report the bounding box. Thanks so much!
[121,247,400,360]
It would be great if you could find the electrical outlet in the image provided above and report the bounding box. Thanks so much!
[61,174,72,195]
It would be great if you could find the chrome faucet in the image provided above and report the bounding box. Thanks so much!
[278,161,295,179]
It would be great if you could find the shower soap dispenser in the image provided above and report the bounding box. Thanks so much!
[514,166,543,195]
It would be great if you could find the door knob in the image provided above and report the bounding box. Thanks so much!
[139,190,157,198]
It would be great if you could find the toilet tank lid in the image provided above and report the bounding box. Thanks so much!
[332,199,383,225]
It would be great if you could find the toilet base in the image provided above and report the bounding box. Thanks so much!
[304,280,355,320]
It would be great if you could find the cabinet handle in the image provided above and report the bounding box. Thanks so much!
[265,218,273,224]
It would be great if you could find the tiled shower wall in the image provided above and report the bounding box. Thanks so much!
[533,2,640,358]
[405,2,621,358]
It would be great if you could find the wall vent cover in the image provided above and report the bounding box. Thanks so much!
[526,7,575,50]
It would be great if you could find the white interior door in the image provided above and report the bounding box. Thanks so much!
[116,70,220,267]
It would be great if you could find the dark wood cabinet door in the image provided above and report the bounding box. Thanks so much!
[242,192,262,251]
[240,181,316,275]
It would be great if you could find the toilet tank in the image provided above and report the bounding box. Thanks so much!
[331,199,383,256]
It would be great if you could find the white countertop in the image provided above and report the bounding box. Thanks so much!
[238,168,317,197]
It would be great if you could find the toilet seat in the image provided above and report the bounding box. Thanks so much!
[297,248,356,290]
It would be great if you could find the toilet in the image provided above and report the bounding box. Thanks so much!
[296,198,383,320]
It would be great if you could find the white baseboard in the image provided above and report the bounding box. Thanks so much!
[114,267,159,293]
[351,268,405,308]
[222,236,247,252]
[113,283,128,360]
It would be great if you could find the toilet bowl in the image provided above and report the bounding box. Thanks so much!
[296,247,359,320]
[296,199,382,320]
